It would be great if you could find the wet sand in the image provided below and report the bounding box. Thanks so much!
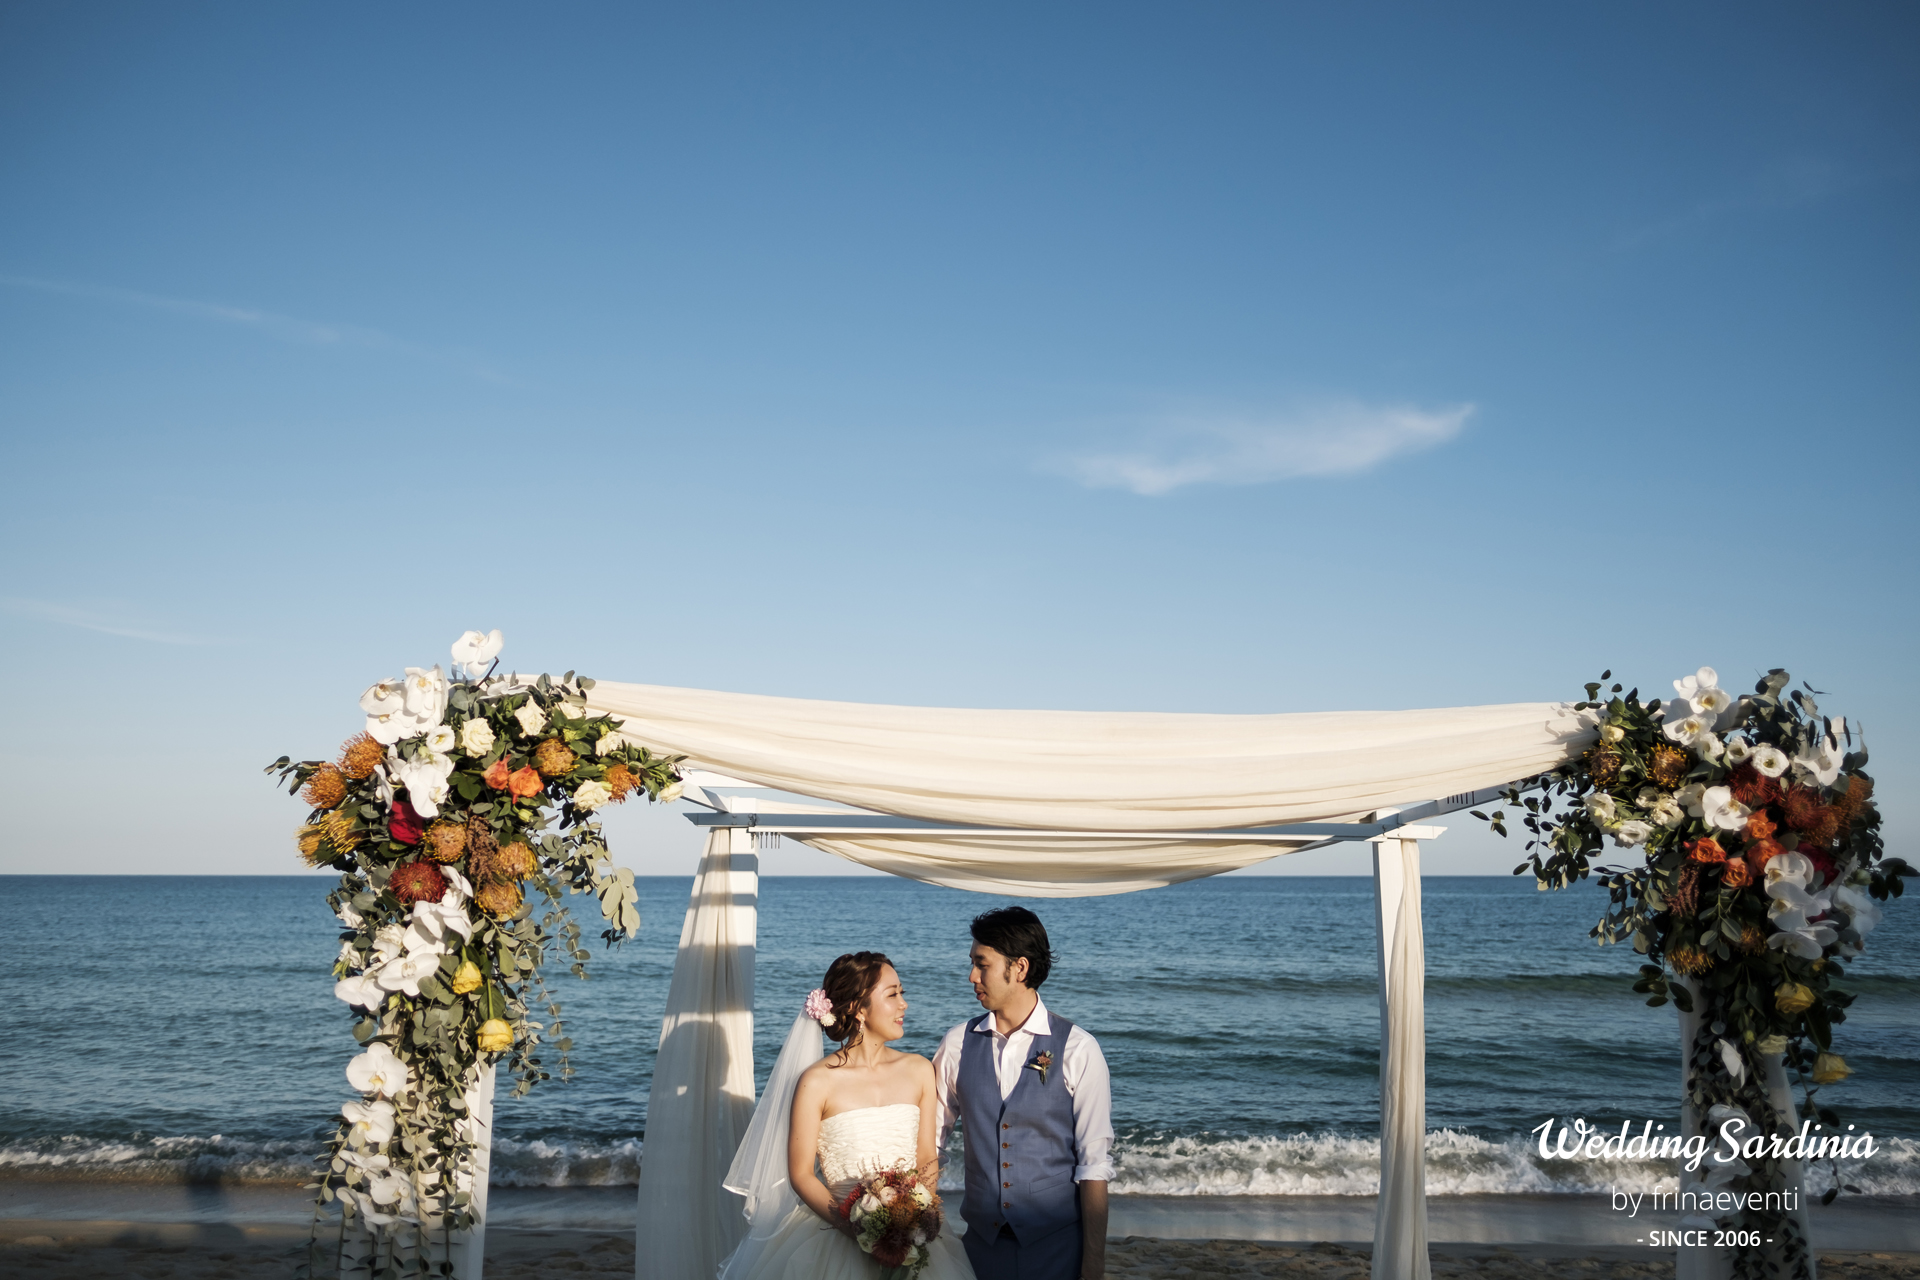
[3,1223,1919,1280]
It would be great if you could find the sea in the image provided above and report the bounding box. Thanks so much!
[4,874,1916,1200]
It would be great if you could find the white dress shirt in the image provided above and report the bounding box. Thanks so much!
[931,995,1115,1183]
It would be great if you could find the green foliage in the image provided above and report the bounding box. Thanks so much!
[270,667,683,1276]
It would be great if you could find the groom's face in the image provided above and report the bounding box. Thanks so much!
[968,943,1029,1010]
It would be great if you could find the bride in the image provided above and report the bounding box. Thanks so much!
[720,952,976,1280]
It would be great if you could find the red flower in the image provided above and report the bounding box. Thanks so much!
[1726,764,1781,809]
[1805,846,1838,885]
[871,1233,910,1268]
[389,799,426,844]
[390,860,449,906]
[1686,837,1728,865]
[507,766,545,800]
[483,758,513,790]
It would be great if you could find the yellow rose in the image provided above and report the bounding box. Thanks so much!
[1774,983,1816,1016]
[1811,1053,1851,1085]
[450,961,483,995]
[476,1018,513,1053]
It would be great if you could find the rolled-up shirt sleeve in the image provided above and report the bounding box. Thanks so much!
[931,1023,967,1167]
[1063,1025,1115,1182]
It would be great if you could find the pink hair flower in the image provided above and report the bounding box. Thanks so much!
[803,988,835,1026]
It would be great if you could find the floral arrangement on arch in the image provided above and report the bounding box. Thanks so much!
[1479,666,1910,1280]
[268,630,684,1274]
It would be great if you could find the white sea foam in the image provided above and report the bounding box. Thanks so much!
[4,1129,1914,1197]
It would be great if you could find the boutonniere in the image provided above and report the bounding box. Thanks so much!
[1026,1050,1055,1084]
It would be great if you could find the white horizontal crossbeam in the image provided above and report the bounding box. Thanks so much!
[680,783,1510,844]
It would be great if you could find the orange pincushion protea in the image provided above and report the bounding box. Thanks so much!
[302,764,348,809]
[1668,944,1714,976]
[338,732,385,781]
[493,841,536,879]
[1648,742,1691,789]
[533,738,578,779]
[605,763,638,802]
[425,819,468,864]
[475,879,524,917]
[390,860,449,907]
[1737,922,1767,953]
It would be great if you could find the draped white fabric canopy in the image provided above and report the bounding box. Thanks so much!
[577,682,1600,1280]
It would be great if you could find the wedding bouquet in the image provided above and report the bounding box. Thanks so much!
[837,1164,944,1277]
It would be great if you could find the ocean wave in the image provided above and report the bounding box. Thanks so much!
[0,1133,311,1183]
[6,1129,1914,1198]
[1103,1130,1920,1198]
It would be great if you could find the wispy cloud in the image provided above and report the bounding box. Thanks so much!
[0,274,511,383]
[1055,400,1474,496]
[1,597,227,646]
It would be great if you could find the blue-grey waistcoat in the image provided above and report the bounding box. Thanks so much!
[958,1011,1081,1244]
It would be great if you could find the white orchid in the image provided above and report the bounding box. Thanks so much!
[573,779,614,811]
[366,1168,416,1211]
[1765,851,1815,892]
[347,1043,411,1098]
[1676,783,1708,818]
[342,1098,396,1148]
[336,902,364,929]
[1765,852,1836,957]
[1674,666,1721,702]
[333,974,386,1012]
[451,629,505,676]
[440,865,474,901]
[460,718,496,756]
[1794,725,1846,788]
[410,896,473,945]
[371,924,409,965]
[1831,884,1884,939]
[1662,701,1716,746]
[1699,786,1751,833]
[392,752,456,819]
[513,701,547,738]
[1751,744,1790,778]
[361,679,412,745]
[375,950,439,997]
[424,725,456,755]
[402,664,448,722]
[1614,820,1654,848]
[1723,738,1753,765]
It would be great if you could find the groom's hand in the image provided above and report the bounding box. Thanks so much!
[1079,1180,1108,1279]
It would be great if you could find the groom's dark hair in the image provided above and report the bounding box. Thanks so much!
[970,907,1055,989]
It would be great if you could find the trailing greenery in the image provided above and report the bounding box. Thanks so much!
[269,635,682,1277]
[1477,666,1909,1280]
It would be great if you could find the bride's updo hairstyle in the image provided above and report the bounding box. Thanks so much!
[820,951,893,1061]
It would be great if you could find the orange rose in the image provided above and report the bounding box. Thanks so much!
[483,758,513,790]
[1687,837,1728,865]
[1744,810,1778,841]
[1720,858,1752,888]
[507,766,545,800]
[1745,837,1785,879]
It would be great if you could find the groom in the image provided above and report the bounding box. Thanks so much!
[933,907,1112,1280]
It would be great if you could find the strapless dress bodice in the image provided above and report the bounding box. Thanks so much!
[817,1103,919,1191]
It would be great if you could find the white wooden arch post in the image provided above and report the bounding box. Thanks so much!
[1369,823,1440,1280]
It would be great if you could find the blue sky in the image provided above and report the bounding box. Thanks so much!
[2,3,1915,878]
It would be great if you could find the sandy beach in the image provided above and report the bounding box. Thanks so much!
[4,1222,1920,1280]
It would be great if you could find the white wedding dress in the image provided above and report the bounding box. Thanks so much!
[719,1100,975,1280]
